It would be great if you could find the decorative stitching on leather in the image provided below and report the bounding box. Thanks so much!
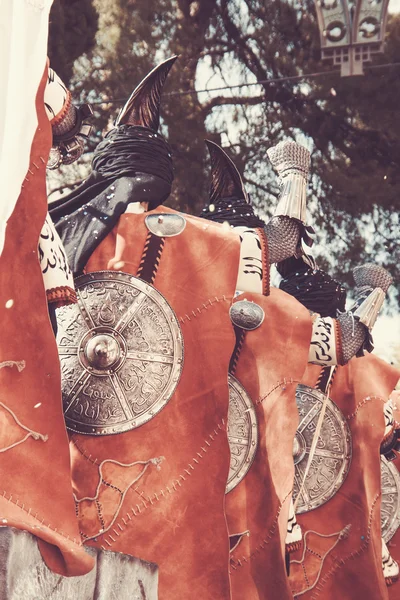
[346,395,385,421]
[137,232,152,278]
[256,378,301,406]
[46,285,77,306]
[301,561,310,588]
[292,525,351,598]
[0,361,25,372]
[22,154,46,188]
[306,493,380,599]
[74,457,164,542]
[0,360,47,452]
[229,327,246,376]
[230,489,292,572]
[0,490,84,546]
[71,437,99,465]
[136,232,165,284]
[99,419,226,550]
[50,90,72,127]
[229,530,250,553]
[0,402,48,452]
[178,296,232,324]
[315,366,337,394]
[257,227,270,296]
[334,320,344,366]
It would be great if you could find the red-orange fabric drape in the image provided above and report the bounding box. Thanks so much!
[70,210,240,599]
[228,288,311,600]
[0,63,94,577]
[290,355,400,600]
[388,397,400,598]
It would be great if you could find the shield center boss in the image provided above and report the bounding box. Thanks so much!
[226,374,258,494]
[293,385,352,513]
[56,271,184,435]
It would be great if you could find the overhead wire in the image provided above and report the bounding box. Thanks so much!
[84,61,400,106]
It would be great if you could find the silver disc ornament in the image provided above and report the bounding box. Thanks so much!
[293,384,352,513]
[381,456,400,543]
[56,271,184,435]
[226,374,258,494]
[229,300,265,331]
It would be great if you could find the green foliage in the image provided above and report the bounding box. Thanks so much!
[48,0,400,305]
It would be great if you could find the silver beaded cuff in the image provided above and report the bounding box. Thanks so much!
[267,141,311,223]
[353,288,386,331]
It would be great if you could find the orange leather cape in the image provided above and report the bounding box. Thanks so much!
[0,64,94,576]
[289,354,400,600]
[70,210,240,599]
[228,288,311,600]
[388,397,400,599]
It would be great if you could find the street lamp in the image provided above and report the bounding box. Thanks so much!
[314,0,390,76]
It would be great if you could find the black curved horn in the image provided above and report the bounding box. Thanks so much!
[205,140,249,204]
[115,55,178,130]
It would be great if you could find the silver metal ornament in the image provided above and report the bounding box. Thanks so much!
[293,384,352,513]
[381,455,400,543]
[226,374,258,494]
[56,271,184,435]
[145,213,186,237]
[229,300,265,331]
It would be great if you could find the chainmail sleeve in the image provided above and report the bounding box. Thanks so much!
[336,312,369,364]
[264,216,301,264]
[324,264,393,366]
[266,140,313,263]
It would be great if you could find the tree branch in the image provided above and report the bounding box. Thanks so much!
[201,94,266,115]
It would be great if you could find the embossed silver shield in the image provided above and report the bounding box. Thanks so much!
[381,456,400,543]
[56,271,184,435]
[226,374,258,494]
[293,384,352,513]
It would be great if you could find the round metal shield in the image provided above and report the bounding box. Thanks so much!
[56,271,184,435]
[381,456,400,543]
[226,374,258,494]
[293,384,352,514]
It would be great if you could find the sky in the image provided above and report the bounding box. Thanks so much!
[48,1,400,372]
[195,0,400,369]
[390,0,400,13]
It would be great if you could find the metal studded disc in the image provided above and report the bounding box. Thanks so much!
[226,374,258,494]
[145,213,186,237]
[293,384,352,513]
[381,456,400,543]
[229,300,265,331]
[56,271,184,435]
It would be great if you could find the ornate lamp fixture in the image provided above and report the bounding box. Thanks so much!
[314,0,390,76]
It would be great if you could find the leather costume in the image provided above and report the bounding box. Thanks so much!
[289,356,400,600]
[388,397,400,597]
[201,140,313,599]
[0,64,94,577]
[70,206,240,600]
[228,289,311,600]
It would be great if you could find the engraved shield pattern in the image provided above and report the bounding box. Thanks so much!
[226,374,258,494]
[293,384,352,513]
[56,271,184,435]
[381,456,400,543]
